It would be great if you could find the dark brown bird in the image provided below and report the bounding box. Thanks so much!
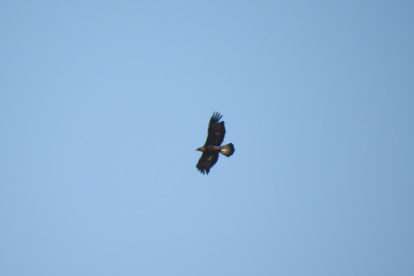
[196,112,235,175]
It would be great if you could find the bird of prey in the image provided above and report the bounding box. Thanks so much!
[196,112,235,175]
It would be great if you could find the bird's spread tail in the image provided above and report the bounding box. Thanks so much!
[220,143,235,157]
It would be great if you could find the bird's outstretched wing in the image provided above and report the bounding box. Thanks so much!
[204,112,225,146]
[196,152,219,175]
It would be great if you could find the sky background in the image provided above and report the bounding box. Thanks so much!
[1,1,413,275]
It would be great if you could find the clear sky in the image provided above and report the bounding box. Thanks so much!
[1,1,413,275]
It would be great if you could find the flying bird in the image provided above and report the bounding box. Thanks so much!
[196,112,235,175]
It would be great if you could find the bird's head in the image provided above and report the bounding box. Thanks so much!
[196,147,205,152]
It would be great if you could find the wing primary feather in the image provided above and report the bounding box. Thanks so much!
[210,112,223,126]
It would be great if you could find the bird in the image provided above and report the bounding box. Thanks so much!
[196,112,235,175]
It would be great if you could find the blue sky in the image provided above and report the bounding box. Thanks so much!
[1,1,413,275]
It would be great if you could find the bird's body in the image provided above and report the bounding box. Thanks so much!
[196,112,235,175]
